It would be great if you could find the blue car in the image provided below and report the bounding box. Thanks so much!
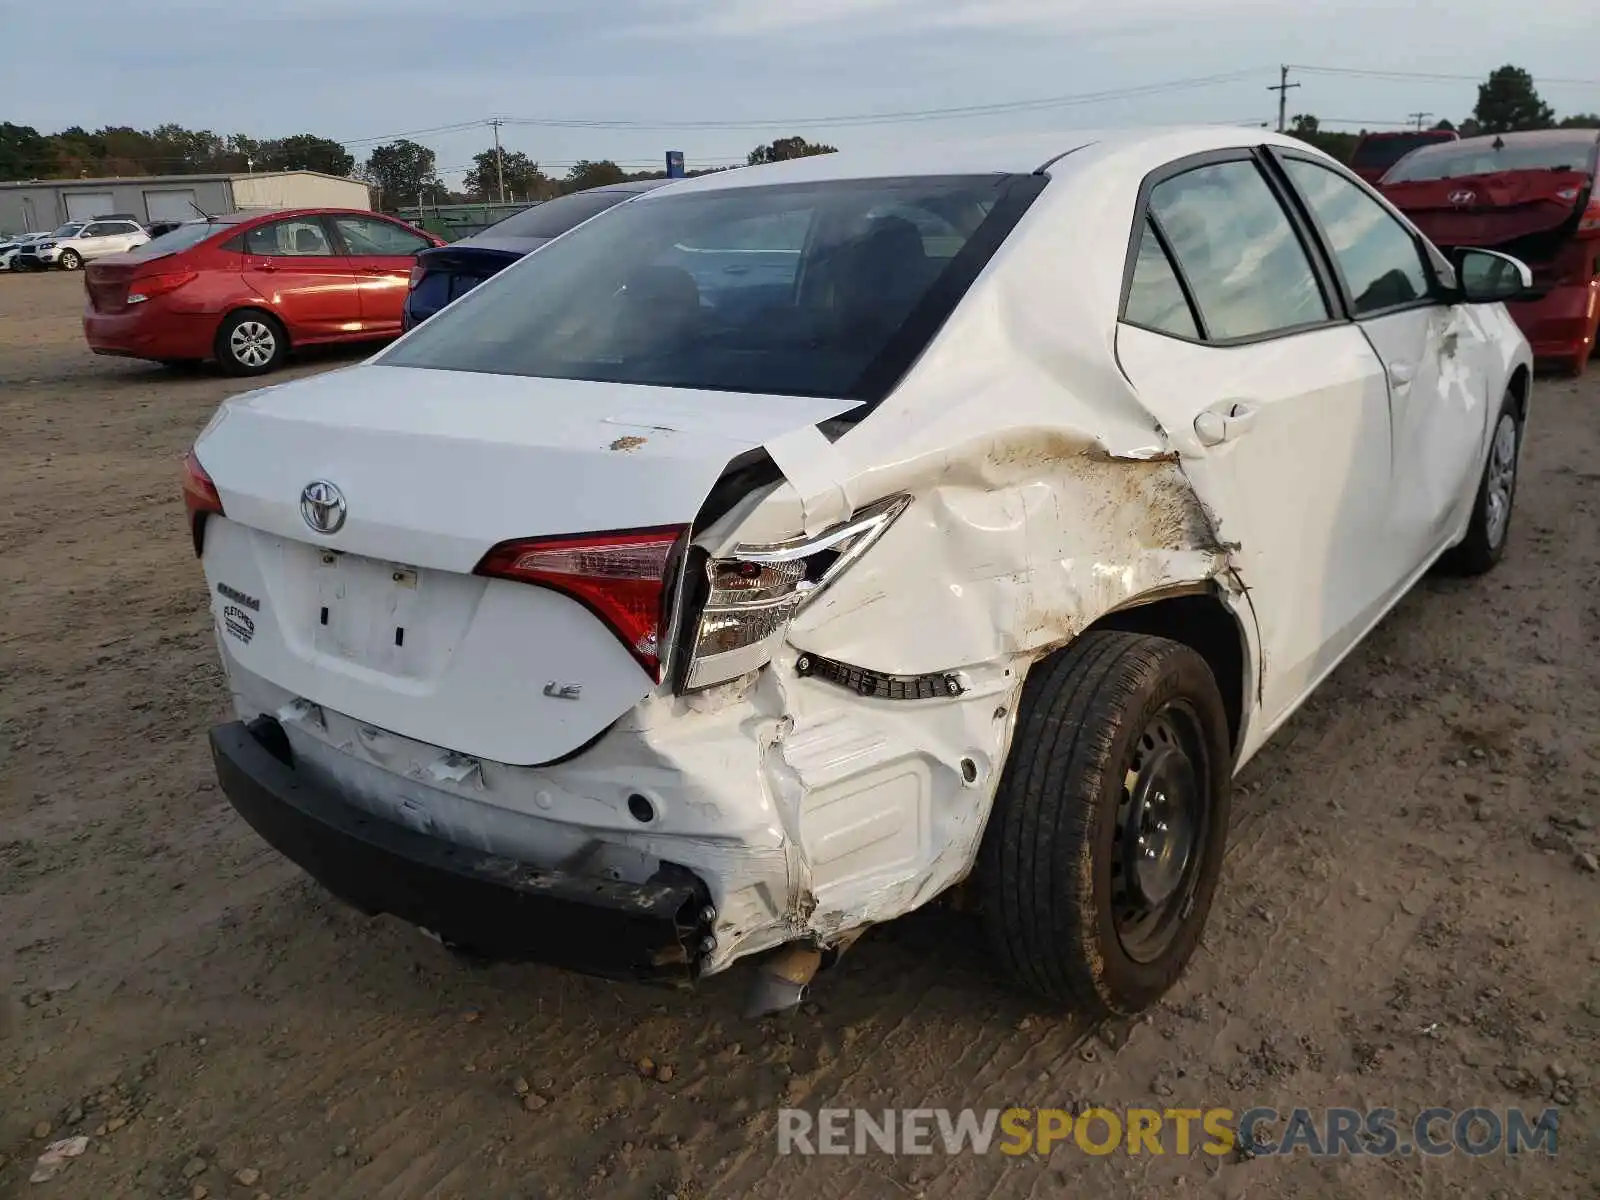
[402,180,673,330]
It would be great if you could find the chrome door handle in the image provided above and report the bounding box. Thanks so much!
[1194,401,1258,447]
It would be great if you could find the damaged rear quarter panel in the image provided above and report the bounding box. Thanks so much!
[704,156,1257,943]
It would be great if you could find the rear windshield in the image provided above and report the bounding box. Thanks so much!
[1383,133,1600,183]
[381,174,1041,402]
[138,221,226,253]
[1351,132,1456,171]
[484,190,639,240]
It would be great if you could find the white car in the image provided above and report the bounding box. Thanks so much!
[186,127,1532,1016]
[0,232,49,270]
[17,218,149,270]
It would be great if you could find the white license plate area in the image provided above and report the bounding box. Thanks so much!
[311,551,428,674]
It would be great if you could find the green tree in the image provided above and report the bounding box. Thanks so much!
[1286,115,1358,164]
[258,134,354,176]
[1559,113,1600,129]
[563,159,627,192]
[1473,65,1556,134]
[0,122,50,180]
[362,139,441,206]
[463,148,555,200]
[746,136,838,166]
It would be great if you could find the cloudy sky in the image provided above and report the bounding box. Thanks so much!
[4,0,1596,186]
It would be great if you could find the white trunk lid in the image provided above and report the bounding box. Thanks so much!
[196,364,855,765]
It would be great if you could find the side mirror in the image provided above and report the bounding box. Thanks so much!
[1455,248,1534,303]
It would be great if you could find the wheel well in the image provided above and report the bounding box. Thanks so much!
[1088,590,1248,750]
[221,306,289,346]
[1507,364,1530,420]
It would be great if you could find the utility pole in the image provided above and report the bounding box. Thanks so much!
[1268,65,1301,133]
[490,118,506,204]
[1408,111,1433,131]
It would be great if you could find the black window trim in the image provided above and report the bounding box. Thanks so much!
[1116,146,1346,349]
[1261,145,1448,322]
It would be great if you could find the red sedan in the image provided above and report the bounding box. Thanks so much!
[83,208,445,375]
[1379,130,1600,375]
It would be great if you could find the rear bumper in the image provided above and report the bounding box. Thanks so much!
[84,306,218,361]
[1508,279,1600,363]
[210,719,714,982]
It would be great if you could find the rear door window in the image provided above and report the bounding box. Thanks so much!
[1148,160,1331,341]
[242,218,336,257]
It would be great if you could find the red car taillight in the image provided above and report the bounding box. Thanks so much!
[127,270,198,304]
[475,527,686,681]
[181,449,224,557]
[1579,195,1600,237]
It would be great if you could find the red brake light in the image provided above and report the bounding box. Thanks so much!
[1579,196,1600,237]
[128,270,197,304]
[181,449,224,556]
[475,527,685,681]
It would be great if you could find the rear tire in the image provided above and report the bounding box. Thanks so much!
[980,631,1232,1016]
[215,310,287,376]
[1437,390,1521,576]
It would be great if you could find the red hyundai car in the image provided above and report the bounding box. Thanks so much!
[1379,129,1600,375]
[1346,128,1458,186]
[83,208,445,375]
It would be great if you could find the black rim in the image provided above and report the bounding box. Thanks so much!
[1109,700,1210,964]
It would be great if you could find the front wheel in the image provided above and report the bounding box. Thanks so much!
[57,249,82,271]
[1438,392,1521,576]
[214,310,287,376]
[980,631,1232,1016]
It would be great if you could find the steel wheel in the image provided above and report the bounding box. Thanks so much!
[229,320,277,369]
[1482,412,1518,552]
[1110,701,1210,964]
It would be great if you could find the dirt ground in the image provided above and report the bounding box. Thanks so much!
[1,269,1596,1199]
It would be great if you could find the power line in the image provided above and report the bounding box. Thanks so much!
[489,70,1266,132]
[1291,64,1600,87]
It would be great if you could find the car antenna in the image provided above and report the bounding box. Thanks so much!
[188,200,216,223]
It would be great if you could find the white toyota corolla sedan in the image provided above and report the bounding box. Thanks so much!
[185,126,1533,1017]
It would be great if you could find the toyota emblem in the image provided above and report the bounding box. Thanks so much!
[300,480,347,535]
[1449,189,1477,206]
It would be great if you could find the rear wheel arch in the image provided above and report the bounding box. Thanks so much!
[221,304,291,345]
[1083,589,1250,754]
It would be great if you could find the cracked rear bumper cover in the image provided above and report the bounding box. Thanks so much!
[210,720,713,984]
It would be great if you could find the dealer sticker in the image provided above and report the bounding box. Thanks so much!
[223,604,255,645]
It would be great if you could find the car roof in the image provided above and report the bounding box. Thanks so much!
[1445,128,1600,149]
[640,126,1321,197]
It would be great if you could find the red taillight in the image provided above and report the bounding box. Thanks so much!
[1579,197,1600,237]
[128,270,197,304]
[475,527,685,681]
[181,449,224,557]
